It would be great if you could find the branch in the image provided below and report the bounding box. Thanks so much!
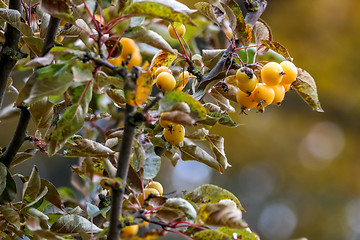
[41,16,61,57]
[196,0,267,89]
[0,0,23,110]
[0,106,30,168]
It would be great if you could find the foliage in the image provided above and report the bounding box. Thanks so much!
[0,0,321,239]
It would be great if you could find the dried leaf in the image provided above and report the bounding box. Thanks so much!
[253,18,272,55]
[161,110,195,126]
[202,49,226,69]
[22,36,44,56]
[10,149,38,169]
[25,53,54,68]
[260,39,292,61]
[50,214,102,234]
[65,138,115,157]
[41,0,70,15]
[156,198,197,223]
[292,68,323,112]
[184,184,244,211]
[0,205,20,230]
[30,97,54,129]
[22,166,41,204]
[194,2,224,26]
[0,9,32,36]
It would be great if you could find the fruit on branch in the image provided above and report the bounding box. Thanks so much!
[253,83,275,109]
[168,24,186,39]
[280,60,298,84]
[236,88,258,110]
[159,112,173,128]
[154,66,172,78]
[156,72,176,92]
[261,62,285,86]
[138,188,160,206]
[121,225,139,237]
[163,124,185,146]
[271,84,286,105]
[107,37,142,70]
[146,181,164,196]
[236,67,258,94]
[176,70,191,91]
[283,83,291,92]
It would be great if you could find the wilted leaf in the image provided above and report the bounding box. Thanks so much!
[30,97,54,129]
[160,91,207,120]
[23,166,41,204]
[184,184,244,211]
[70,157,96,178]
[86,202,100,218]
[47,82,93,156]
[198,111,238,127]
[0,9,32,36]
[253,18,272,55]
[194,2,224,26]
[197,202,247,228]
[163,198,197,223]
[10,149,38,169]
[65,138,115,157]
[41,0,69,15]
[40,179,63,210]
[125,26,175,54]
[161,110,195,126]
[292,68,323,112]
[134,70,154,105]
[72,61,93,82]
[217,227,259,240]
[127,165,143,194]
[25,53,54,68]
[202,49,226,69]
[33,230,63,240]
[149,49,177,75]
[161,149,180,166]
[124,0,196,26]
[155,206,186,224]
[0,205,20,230]
[193,229,232,240]
[106,88,127,107]
[50,214,102,233]
[22,36,44,56]
[260,39,292,61]
[204,88,235,113]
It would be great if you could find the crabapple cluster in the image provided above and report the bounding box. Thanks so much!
[235,61,298,112]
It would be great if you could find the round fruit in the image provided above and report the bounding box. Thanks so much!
[271,84,286,105]
[282,83,291,92]
[154,66,171,78]
[236,67,257,94]
[159,112,173,129]
[163,124,185,146]
[127,50,142,70]
[176,71,191,91]
[156,72,176,92]
[168,24,186,39]
[253,83,275,109]
[236,88,258,110]
[119,37,139,59]
[121,225,139,237]
[261,62,284,86]
[138,188,160,206]
[280,61,298,84]
[146,181,164,196]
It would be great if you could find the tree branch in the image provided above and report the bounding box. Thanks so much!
[41,16,61,57]
[0,0,23,110]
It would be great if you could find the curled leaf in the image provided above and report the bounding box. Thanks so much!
[161,110,195,126]
[292,68,324,112]
[50,214,102,233]
[194,2,224,26]
[260,39,292,61]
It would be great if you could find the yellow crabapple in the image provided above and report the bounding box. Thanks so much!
[121,225,139,237]
[261,62,285,86]
[253,83,275,109]
[280,60,298,84]
[163,124,185,146]
[271,84,286,105]
[156,72,176,91]
[236,88,258,110]
[146,181,164,196]
[236,67,257,94]
[154,66,171,78]
[168,24,186,39]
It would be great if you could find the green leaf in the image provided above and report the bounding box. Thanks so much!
[72,61,94,82]
[50,214,102,233]
[217,227,259,240]
[184,184,244,211]
[124,0,196,26]
[197,201,248,228]
[194,2,224,26]
[23,166,41,204]
[260,39,292,61]
[161,91,207,120]
[0,205,20,230]
[142,147,161,180]
[193,229,232,240]
[124,26,175,54]
[292,68,323,112]
[86,202,100,218]
[47,82,93,156]
[0,9,32,36]
[198,111,238,127]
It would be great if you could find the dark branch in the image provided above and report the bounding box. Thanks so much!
[41,16,61,57]
[0,106,30,168]
[0,0,23,109]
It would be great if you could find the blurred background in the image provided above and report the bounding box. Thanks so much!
[1,0,360,240]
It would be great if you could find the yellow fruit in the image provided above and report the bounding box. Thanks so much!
[261,62,284,86]
[121,225,139,237]
[154,66,171,78]
[236,88,258,110]
[271,84,286,105]
[163,124,185,146]
[236,67,257,94]
[127,50,142,70]
[138,188,160,206]
[176,71,191,91]
[280,61,298,84]
[168,24,186,39]
[283,83,291,92]
[156,72,176,92]
[120,37,139,59]
[146,181,164,196]
[253,83,275,109]
[159,112,173,129]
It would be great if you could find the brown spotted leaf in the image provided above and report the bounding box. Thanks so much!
[194,2,224,26]
[292,68,324,112]
[254,18,272,55]
[260,39,292,61]
[149,50,177,75]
